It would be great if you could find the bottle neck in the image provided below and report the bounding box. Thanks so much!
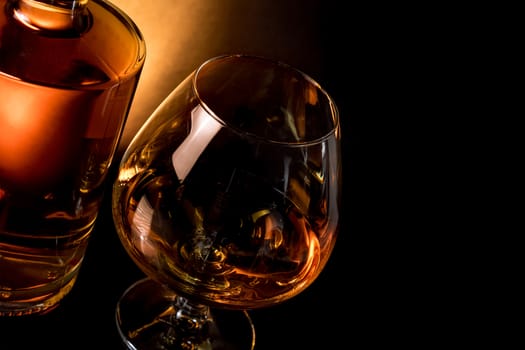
[10,0,90,35]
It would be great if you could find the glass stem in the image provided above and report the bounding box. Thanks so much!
[161,295,213,347]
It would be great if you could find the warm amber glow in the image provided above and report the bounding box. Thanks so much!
[0,80,89,188]
[109,0,209,152]
[109,0,325,156]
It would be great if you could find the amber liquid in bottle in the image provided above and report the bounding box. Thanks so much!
[0,0,145,316]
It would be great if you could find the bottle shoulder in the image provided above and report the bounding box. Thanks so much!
[0,0,145,88]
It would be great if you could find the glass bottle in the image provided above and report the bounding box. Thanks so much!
[0,0,145,316]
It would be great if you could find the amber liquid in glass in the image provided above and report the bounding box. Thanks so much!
[113,129,338,310]
[0,0,144,316]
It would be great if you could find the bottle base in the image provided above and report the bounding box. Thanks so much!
[0,274,78,317]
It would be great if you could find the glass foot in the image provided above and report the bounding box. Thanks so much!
[116,278,255,350]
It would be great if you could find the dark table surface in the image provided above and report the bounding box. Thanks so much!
[0,1,445,349]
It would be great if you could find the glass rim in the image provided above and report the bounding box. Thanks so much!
[192,53,340,146]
